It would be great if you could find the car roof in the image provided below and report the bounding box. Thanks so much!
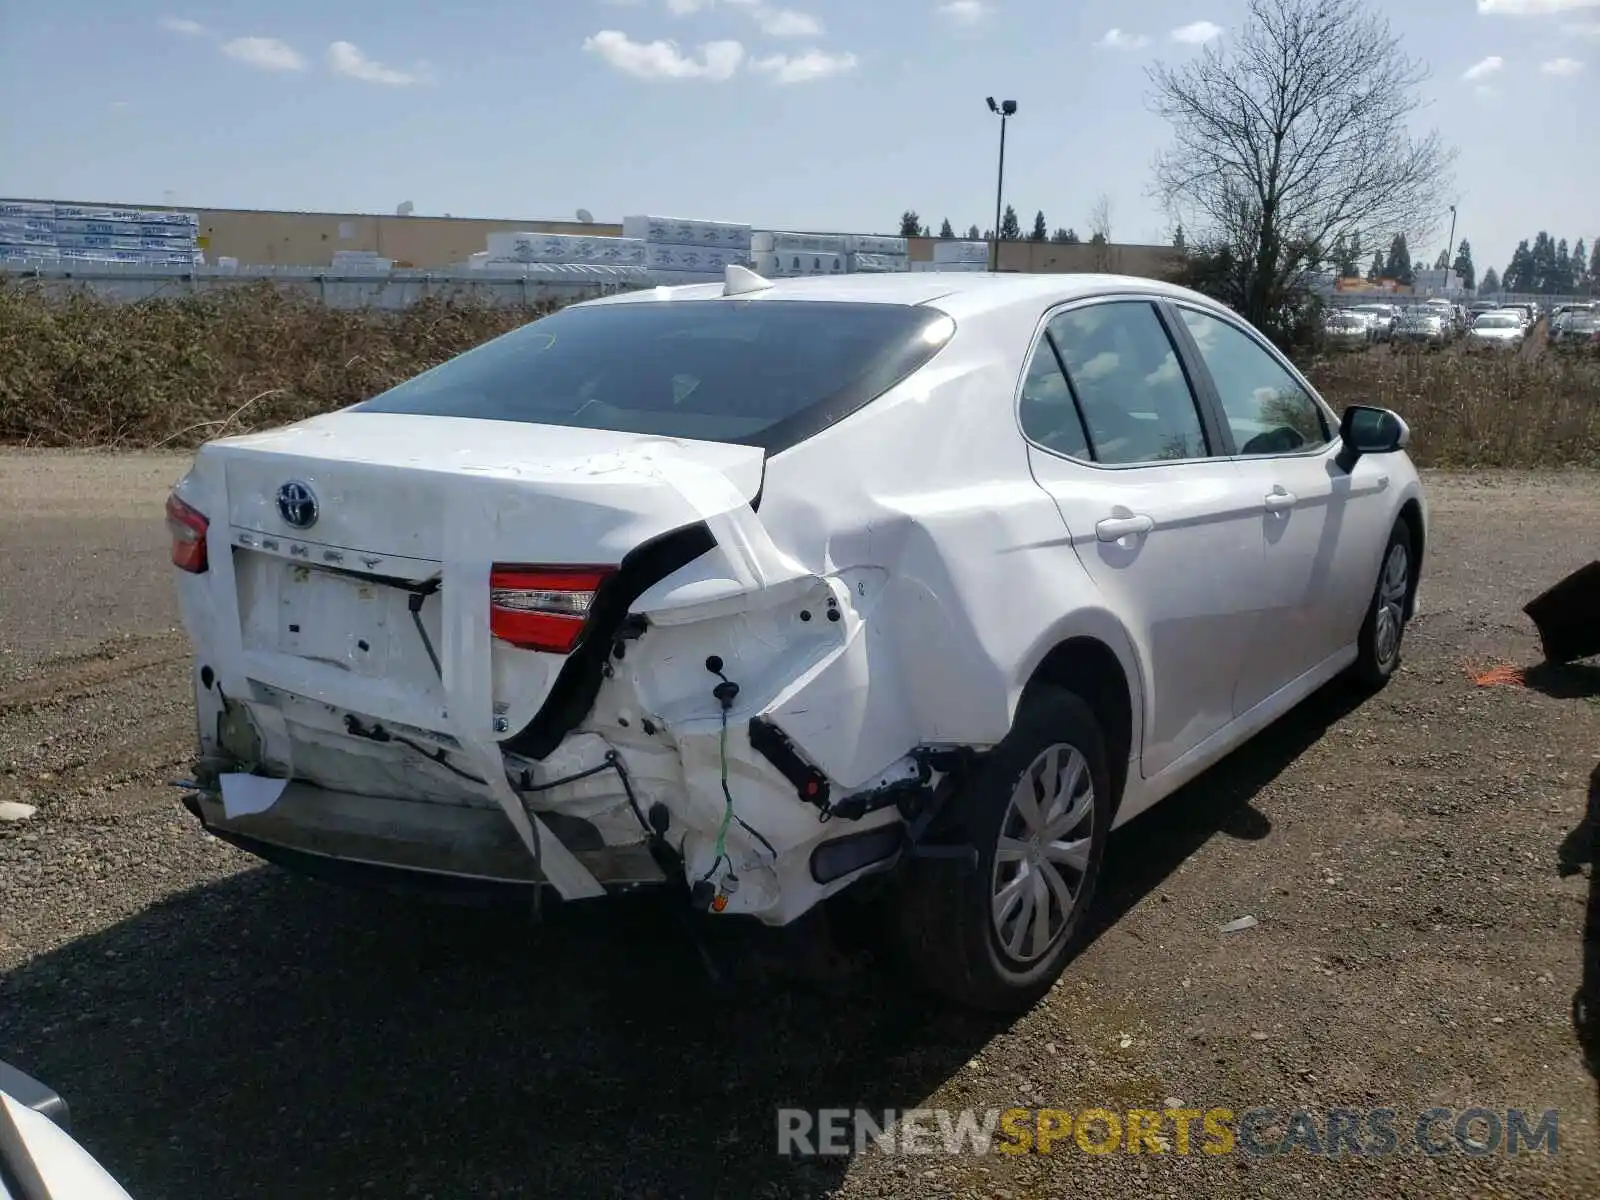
[575,269,1235,322]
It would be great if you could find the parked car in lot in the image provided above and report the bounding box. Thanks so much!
[1348,304,1398,342]
[1554,311,1600,353]
[167,268,1428,1011]
[1393,309,1448,349]
[1465,310,1526,352]
[1321,309,1372,350]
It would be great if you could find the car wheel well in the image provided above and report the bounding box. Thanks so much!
[1396,499,1424,618]
[1024,637,1132,815]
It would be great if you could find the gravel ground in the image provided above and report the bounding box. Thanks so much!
[1,452,1597,1200]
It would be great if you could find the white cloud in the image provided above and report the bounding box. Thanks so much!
[751,48,858,82]
[1476,0,1599,13]
[221,37,306,72]
[727,1,823,37]
[666,0,714,13]
[327,41,426,85]
[584,30,745,80]
[159,16,205,36]
[938,2,992,26]
[1170,20,1222,44]
[1100,29,1150,50]
[1462,55,1504,80]
[1540,55,1585,73]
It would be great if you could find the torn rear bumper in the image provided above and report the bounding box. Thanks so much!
[182,782,668,894]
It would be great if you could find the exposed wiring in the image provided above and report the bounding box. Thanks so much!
[696,704,777,885]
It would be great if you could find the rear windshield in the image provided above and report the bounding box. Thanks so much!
[353,298,953,451]
[1475,315,1516,328]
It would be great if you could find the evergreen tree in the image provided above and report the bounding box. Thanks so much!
[1503,240,1534,293]
[1367,250,1384,282]
[1553,238,1574,295]
[1383,234,1413,285]
[1000,205,1022,240]
[898,210,922,238]
[1572,238,1588,292]
[1433,250,1449,271]
[1451,239,1476,292]
[1590,240,1600,294]
[938,218,955,239]
[1172,223,1187,251]
[1480,266,1500,294]
[965,224,981,240]
[1030,211,1048,241]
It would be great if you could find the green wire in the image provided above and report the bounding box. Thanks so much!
[713,716,733,867]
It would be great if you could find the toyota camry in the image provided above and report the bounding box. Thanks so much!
[168,267,1427,1011]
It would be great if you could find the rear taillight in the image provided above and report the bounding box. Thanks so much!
[166,492,209,574]
[489,565,614,654]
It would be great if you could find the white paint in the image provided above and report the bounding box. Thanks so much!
[218,772,288,818]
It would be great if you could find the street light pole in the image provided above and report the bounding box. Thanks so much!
[1445,204,1457,291]
[986,97,1017,272]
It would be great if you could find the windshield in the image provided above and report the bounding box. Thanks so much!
[354,299,954,451]
[1474,315,1516,329]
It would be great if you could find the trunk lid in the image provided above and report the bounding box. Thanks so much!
[186,412,764,736]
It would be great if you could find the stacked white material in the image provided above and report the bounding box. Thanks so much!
[932,239,990,265]
[625,215,752,250]
[455,259,651,285]
[48,203,202,266]
[482,231,646,266]
[845,233,910,274]
[754,250,846,277]
[846,234,909,256]
[753,231,850,256]
[331,249,393,273]
[0,201,58,264]
[847,252,910,274]
[625,214,752,284]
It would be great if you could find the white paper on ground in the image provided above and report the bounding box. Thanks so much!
[219,773,289,819]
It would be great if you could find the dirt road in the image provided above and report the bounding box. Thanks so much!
[1,452,1597,1200]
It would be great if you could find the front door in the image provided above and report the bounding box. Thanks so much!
[1168,303,1386,715]
[1019,296,1267,780]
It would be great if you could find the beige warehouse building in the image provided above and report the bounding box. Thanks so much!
[5,197,1184,279]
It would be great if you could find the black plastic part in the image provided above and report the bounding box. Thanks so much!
[647,802,671,836]
[1524,560,1600,664]
[0,1060,70,1131]
[826,777,930,823]
[747,716,831,810]
[502,522,717,761]
[809,824,904,885]
[689,879,716,912]
[199,664,214,690]
[713,680,740,709]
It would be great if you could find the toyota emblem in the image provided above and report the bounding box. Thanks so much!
[276,480,319,530]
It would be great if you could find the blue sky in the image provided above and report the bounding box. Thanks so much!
[1,1,1596,275]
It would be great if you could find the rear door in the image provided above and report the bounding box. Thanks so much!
[1020,296,1264,780]
[1167,302,1391,715]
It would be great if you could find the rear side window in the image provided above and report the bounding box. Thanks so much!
[1044,301,1210,464]
[354,299,953,451]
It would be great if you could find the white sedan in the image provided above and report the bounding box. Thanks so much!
[168,268,1427,1011]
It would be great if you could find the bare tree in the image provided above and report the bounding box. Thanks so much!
[1088,193,1115,271]
[1147,0,1455,331]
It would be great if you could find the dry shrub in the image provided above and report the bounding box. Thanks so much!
[2,277,1596,468]
[1300,346,1600,468]
[0,277,544,448]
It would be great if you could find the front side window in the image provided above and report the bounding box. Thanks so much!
[1177,307,1331,457]
[1044,302,1210,465]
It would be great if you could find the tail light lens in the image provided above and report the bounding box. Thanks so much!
[489,565,614,654]
[166,492,209,573]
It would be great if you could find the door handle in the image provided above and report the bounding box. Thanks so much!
[1263,489,1297,513]
[1095,514,1154,542]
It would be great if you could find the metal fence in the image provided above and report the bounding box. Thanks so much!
[0,262,652,309]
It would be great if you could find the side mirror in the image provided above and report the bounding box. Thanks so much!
[1336,405,1409,471]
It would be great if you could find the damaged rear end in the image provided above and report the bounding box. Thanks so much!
[170,289,956,924]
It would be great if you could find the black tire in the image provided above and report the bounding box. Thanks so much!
[1349,518,1414,689]
[892,685,1112,1013]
